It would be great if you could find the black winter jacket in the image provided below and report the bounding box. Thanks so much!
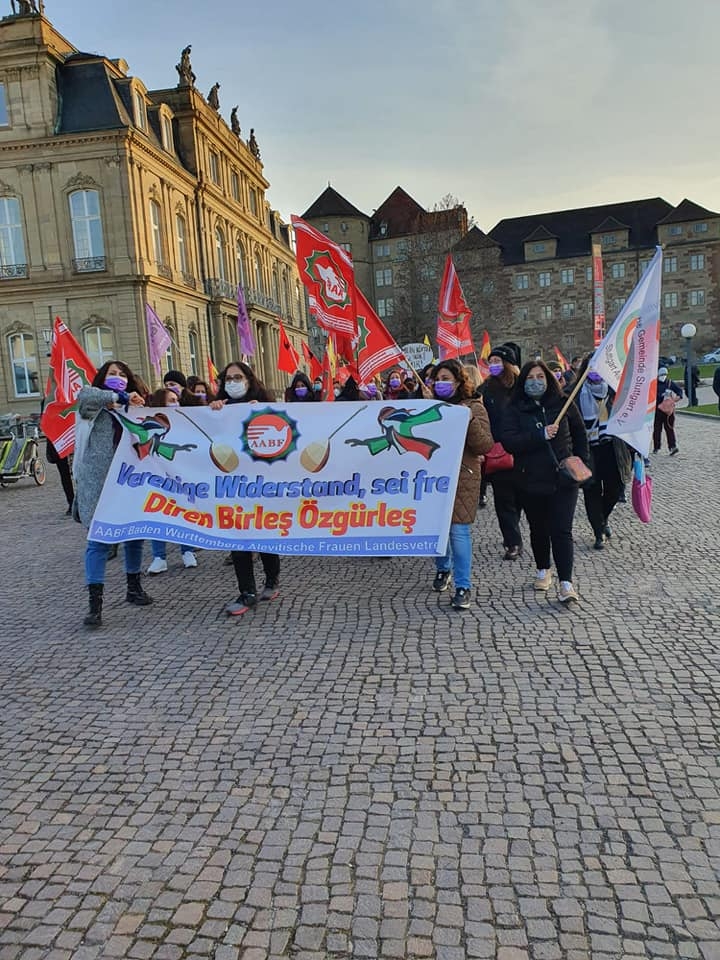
[500,393,589,496]
[479,376,515,440]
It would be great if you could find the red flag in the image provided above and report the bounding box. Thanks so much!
[553,345,570,370]
[321,332,338,401]
[207,356,219,393]
[292,215,358,339]
[436,255,474,359]
[301,341,322,382]
[355,288,404,382]
[39,317,97,456]
[480,330,491,360]
[277,319,301,375]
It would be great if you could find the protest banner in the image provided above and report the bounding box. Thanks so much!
[89,400,470,557]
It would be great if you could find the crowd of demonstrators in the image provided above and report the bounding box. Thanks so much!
[67,348,682,625]
[653,366,683,455]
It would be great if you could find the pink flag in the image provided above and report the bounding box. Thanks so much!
[237,285,256,356]
[146,303,172,374]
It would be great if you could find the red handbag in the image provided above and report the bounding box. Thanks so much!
[483,441,514,475]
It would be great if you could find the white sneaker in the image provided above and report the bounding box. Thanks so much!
[558,581,579,603]
[182,551,198,568]
[147,557,168,575]
[534,569,553,591]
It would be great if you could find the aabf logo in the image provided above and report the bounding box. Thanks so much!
[242,408,299,462]
[303,250,352,310]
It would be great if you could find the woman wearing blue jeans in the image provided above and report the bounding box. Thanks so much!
[431,360,493,610]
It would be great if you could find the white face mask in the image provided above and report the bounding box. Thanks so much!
[225,380,248,399]
[333,387,341,398]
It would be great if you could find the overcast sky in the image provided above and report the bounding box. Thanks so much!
[51,0,720,230]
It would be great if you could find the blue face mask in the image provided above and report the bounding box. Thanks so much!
[524,379,546,398]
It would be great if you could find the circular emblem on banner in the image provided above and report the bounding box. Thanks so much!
[241,408,299,462]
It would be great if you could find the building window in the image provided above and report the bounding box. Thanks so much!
[321,222,329,234]
[532,242,546,253]
[164,327,175,371]
[376,243,390,258]
[611,297,624,313]
[134,91,147,131]
[149,200,164,264]
[83,325,114,369]
[376,268,392,287]
[664,256,677,273]
[231,171,240,202]
[693,222,708,233]
[516,273,529,290]
[561,302,575,319]
[0,196,27,276]
[377,298,394,318]
[560,268,574,285]
[664,292,678,308]
[255,251,263,291]
[0,83,9,127]
[515,307,528,322]
[611,262,626,279]
[209,150,220,185]
[236,241,246,286]
[639,258,652,275]
[176,214,188,274]
[690,254,705,271]
[340,242,352,252]
[421,294,430,312]
[585,266,592,282]
[272,268,280,305]
[215,228,227,280]
[188,330,199,376]
[540,305,552,320]
[281,270,290,314]
[396,240,409,257]
[538,272,551,288]
[69,190,104,271]
[668,225,683,236]
[601,234,616,247]
[688,289,705,306]
[8,332,39,396]
[249,188,259,218]
[161,116,173,152]
[563,334,576,349]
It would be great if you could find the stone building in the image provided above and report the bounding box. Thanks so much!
[301,185,468,347]
[0,9,307,415]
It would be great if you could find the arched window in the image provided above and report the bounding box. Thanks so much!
[236,240,246,287]
[281,269,289,315]
[216,228,227,281]
[176,214,188,274]
[149,200,164,264]
[254,251,263,292]
[7,332,39,397]
[271,267,280,306]
[164,324,175,371]
[69,190,105,272]
[0,197,27,277]
[83,324,114,369]
[188,330,199,375]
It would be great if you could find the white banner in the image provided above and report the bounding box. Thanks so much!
[89,401,470,556]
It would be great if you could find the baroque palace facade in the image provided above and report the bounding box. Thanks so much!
[0,9,307,414]
[304,186,720,363]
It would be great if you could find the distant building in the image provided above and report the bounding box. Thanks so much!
[0,10,307,414]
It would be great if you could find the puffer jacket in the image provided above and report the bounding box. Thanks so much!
[452,397,493,523]
[500,392,589,497]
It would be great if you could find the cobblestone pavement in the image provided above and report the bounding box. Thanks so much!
[1,415,719,960]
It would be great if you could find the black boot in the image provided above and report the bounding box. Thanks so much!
[126,572,154,606]
[83,583,103,627]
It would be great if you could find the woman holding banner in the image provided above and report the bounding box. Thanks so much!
[431,359,493,610]
[74,360,153,627]
[500,360,589,605]
[211,362,281,616]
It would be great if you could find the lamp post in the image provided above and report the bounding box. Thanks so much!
[680,322,697,407]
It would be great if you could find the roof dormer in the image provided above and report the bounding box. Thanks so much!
[590,216,629,251]
[523,224,557,261]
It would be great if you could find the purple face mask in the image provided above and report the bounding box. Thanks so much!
[587,371,603,384]
[365,384,377,397]
[295,385,309,398]
[388,377,401,390]
[434,380,455,399]
[488,362,504,377]
[105,375,127,392]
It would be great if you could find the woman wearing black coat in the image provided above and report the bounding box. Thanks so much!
[500,360,589,604]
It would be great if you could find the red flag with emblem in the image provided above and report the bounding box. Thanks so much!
[39,317,97,456]
[355,288,405,382]
[436,255,474,359]
[292,215,358,339]
[277,319,301,375]
[301,341,322,381]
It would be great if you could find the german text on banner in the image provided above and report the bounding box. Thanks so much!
[88,400,470,556]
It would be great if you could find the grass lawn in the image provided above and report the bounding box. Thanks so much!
[669,363,718,381]
[678,403,719,416]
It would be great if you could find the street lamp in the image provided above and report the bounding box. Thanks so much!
[680,322,697,407]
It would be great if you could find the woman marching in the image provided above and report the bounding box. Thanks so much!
[500,360,589,604]
[479,343,524,561]
[210,361,281,615]
[431,359,493,610]
[75,360,153,627]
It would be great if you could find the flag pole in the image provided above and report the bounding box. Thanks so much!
[552,367,589,426]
